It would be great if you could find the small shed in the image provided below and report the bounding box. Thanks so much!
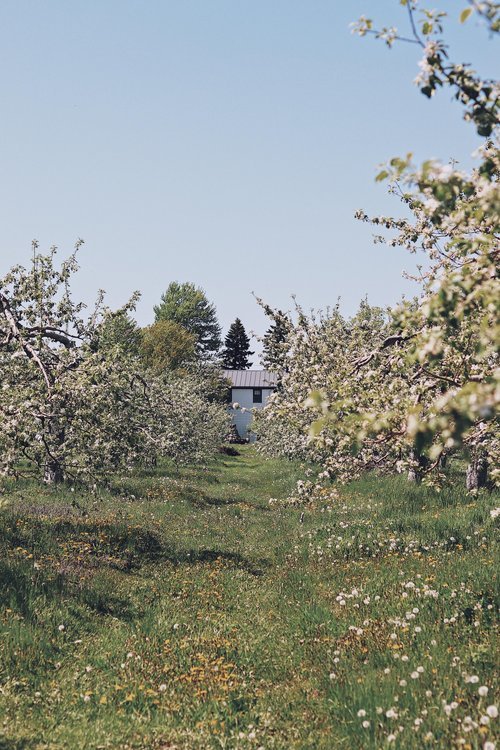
[223,369,277,441]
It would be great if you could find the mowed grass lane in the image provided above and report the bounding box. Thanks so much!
[0,447,498,749]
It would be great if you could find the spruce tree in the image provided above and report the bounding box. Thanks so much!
[221,318,254,369]
[261,311,291,371]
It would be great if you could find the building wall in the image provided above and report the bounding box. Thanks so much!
[230,387,274,441]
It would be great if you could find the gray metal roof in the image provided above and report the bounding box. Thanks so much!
[223,369,278,388]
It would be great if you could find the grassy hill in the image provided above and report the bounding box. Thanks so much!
[0,447,498,749]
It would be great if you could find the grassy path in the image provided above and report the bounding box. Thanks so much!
[0,447,498,749]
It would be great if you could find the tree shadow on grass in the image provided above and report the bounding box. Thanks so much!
[1,517,269,625]
[0,738,39,750]
[0,559,138,623]
[178,484,270,511]
[166,548,269,577]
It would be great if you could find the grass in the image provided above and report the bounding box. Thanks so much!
[0,446,498,749]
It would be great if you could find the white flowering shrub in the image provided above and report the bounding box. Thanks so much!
[149,370,231,466]
[0,245,230,484]
[254,300,424,486]
[257,2,499,494]
[350,2,499,488]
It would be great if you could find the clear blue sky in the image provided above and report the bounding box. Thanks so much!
[0,1,496,350]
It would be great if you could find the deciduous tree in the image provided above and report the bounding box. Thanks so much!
[154,281,222,358]
[140,320,196,372]
[0,246,229,484]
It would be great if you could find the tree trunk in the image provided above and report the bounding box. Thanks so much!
[44,422,65,484]
[466,454,488,491]
[44,459,64,484]
[408,449,422,484]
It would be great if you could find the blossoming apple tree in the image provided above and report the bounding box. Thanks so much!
[257,2,498,491]
[0,244,229,484]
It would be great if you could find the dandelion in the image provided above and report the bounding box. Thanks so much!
[484,742,496,750]
[362,720,370,729]
[357,709,367,717]
[58,624,65,631]
[387,734,396,743]
[159,684,167,692]
[411,671,419,679]
[486,705,498,718]
[479,686,489,697]
[329,672,337,680]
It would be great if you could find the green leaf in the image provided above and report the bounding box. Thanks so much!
[375,170,389,182]
[460,7,473,23]
[309,418,325,438]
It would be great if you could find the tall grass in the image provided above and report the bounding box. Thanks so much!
[0,447,498,749]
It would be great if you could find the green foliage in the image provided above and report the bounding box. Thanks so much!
[352,2,499,135]
[154,281,222,358]
[221,318,254,370]
[97,310,142,357]
[140,320,196,372]
[188,361,233,404]
[261,308,292,373]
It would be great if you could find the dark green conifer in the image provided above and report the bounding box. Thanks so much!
[221,318,253,369]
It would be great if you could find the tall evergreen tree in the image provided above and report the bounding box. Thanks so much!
[261,310,291,372]
[154,281,222,358]
[98,310,142,357]
[221,318,254,370]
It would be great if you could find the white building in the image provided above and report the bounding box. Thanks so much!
[223,369,277,441]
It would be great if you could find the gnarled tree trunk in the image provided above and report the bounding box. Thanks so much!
[43,422,65,484]
[466,454,488,491]
[408,448,426,484]
[44,459,64,484]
